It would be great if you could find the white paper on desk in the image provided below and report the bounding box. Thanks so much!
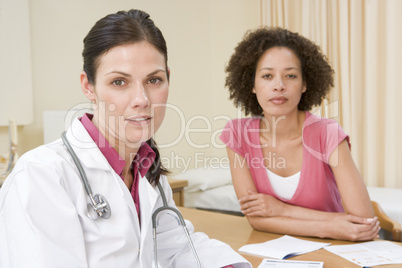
[324,241,402,267]
[258,259,323,268]
[239,235,331,259]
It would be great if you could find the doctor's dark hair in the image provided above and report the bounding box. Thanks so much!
[82,9,169,184]
[225,27,334,116]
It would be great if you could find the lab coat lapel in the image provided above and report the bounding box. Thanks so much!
[67,118,142,233]
[119,176,142,230]
[65,119,110,171]
[138,176,158,245]
[67,118,158,250]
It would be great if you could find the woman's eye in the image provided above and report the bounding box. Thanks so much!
[148,77,162,84]
[287,74,297,79]
[112,80,126,86]
[262,74,272,79]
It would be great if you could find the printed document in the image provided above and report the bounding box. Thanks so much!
[258,259,323,268]
[324,241,402,267]
[239,235,331,259]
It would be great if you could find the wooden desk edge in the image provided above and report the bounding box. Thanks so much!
[178,207,402,268]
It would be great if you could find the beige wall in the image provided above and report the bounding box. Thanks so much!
[0,0,260,175]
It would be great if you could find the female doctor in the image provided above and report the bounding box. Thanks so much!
[0,9,250,268]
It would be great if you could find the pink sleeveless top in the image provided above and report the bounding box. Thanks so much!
[220,112,348,212]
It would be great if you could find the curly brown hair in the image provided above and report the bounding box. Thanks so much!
[225,27,334,116]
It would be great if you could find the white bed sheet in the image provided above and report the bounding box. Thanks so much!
[174,167,402,225]
[367,187,402,225]
[184,185,402,225]
[184,184,241,213]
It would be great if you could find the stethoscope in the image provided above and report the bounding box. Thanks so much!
[61,131,202,267]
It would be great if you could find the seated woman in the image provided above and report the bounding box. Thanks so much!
[220,27,379,241]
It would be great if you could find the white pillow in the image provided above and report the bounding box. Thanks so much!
[171,166,232,193]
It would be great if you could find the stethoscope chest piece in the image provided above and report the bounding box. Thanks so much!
[61,132,111,221]
[87,193,111,220]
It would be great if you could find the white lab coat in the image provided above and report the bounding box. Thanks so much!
[0,119,251,268]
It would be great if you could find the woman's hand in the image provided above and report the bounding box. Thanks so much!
[325,214,380,241]
[239,190,285,217]
[239,190,380,242]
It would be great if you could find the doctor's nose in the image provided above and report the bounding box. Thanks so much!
[130,84,150,108]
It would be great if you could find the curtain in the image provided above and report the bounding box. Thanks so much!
[260,0,402,188]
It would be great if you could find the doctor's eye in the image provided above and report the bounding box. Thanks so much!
[112,79,126,86]
[148,77,163,85]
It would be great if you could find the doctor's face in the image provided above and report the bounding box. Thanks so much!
[82,42,169,149]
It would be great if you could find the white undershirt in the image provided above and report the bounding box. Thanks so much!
[266,168,301,200]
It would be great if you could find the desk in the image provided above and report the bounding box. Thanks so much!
[179,207,402,268]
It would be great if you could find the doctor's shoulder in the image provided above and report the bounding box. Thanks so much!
[0,139,77,195]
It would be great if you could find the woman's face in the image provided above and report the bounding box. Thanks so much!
[81,42,169,150]
[253,46,306,117]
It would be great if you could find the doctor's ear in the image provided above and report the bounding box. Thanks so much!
[81,72,96,102]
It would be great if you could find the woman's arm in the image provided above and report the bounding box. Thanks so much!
[329,140,375,218]
[227,145,379,241]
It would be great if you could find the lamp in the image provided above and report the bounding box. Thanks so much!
[0,119,18,186]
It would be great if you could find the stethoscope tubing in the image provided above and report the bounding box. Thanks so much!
[153,183,202,268]
[61,131,93,196]
[62,131,201,266]
[61,131,111,219]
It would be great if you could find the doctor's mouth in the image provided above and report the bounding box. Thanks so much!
[125,115,153,127]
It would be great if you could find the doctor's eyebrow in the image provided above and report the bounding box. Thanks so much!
[104,69,167,78]
[105,71,131,77]
[146,69,167,77]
